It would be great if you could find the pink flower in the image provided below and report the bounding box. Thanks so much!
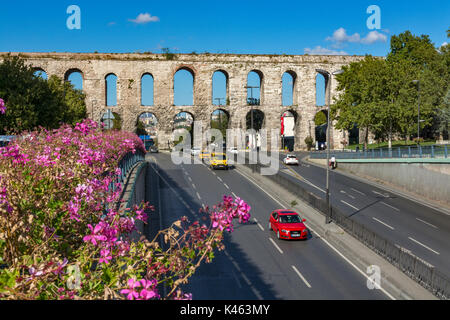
[139,279,159,300]
[120,278,141,300]
[0,98,5,114]
[99,249,112,264]
[82,223,107,246]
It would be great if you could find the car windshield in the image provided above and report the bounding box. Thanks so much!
[287,155,297,159]
[279,215,301,223]
[213,154,226,160]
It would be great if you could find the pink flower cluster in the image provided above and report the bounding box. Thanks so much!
[0,98,5,114]
[210,195,251,232]
[120,278,159,300]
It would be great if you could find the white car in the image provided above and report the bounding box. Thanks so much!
[283,154,299,165]
[190,148,201,156]
[228,147,238,154]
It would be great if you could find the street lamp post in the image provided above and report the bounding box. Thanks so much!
[245,86,259,150]
[316,69,344,224]
[412,80,421,145]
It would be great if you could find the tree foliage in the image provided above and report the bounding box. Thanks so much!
[332,29,450,147]
[0,55,86,135]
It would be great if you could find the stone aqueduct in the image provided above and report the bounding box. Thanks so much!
[1,52,364,150]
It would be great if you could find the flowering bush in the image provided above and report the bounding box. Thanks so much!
[0,98,5,114]
[0,119,251,300]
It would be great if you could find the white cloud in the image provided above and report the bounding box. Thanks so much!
[361,30,388,44]
[441,42,448,47]
[326,27,388,46]
[326,28,361,44]
[129,13,160,24]
[304,46,348,55]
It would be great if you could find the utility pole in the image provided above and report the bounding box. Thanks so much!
[316,69,343,224]
[245,86,259,150]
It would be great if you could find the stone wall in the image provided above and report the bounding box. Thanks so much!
[0,52,365,150]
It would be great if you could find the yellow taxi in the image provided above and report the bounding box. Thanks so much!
[210,152,229,170]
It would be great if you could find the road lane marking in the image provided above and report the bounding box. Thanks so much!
[196,192,202,200]
[282,165,326,193]
[372,217,395,230]
[372,190,389,198]
[340,190,355,199]
[292,265,312,288]
[235,166,396,300]
[187,176,192,182]
[408,237,440,255]
[415,218,438,229]
[224,250,263,300]
[217,177,223,182]
[380,201,400,212]
[341,200,359,211]
[223,183,230,190]
[191,183,197,190]
[232,192,238,198]
[254,218,265,231]
[269,238,284,254]
[351,188,366,196]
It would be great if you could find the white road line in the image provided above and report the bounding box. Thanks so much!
[380,201,400,212]
[291,265,312,288]
[224,183,230,190]
[415,218,438,229]
[269,237,284,254]
[232,192,238,198]
[372,217,395,230]
[191,183,197,190]
[341,200,359,211]
[217,177,223,182]
[196,192,201,200]
[372,190,389,198]
[408,237,440,255]
[224,250,263,300]
[187,176,192,182]
[340,190,355,199]
[254,218,265,231]
[235,167,396,300]
[351,188,366,196]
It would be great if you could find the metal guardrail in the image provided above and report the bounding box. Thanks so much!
[109,149,146,193]
[310,144,449,160]
[243,161,450,300]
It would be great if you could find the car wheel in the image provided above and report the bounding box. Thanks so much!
[269,222,272,231]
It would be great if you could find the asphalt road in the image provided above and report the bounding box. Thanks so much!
[146,153,388,300]
[277,151,450,276]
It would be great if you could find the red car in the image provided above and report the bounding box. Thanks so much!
[269,209,308,240]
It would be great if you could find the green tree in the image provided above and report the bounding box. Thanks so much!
[0,55,86,134]
[332,29,449,148]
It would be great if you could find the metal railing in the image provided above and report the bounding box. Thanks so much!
[243,161,450,299]
[109,149,146,193]
[310,144,449,160]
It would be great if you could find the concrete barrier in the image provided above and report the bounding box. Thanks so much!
[335,161,450,206]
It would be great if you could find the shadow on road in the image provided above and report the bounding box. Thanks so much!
[145,159,280,300]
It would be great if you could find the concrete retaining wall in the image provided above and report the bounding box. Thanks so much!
[337,162,450,206]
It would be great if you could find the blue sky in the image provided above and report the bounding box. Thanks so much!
[1,0,449,106]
